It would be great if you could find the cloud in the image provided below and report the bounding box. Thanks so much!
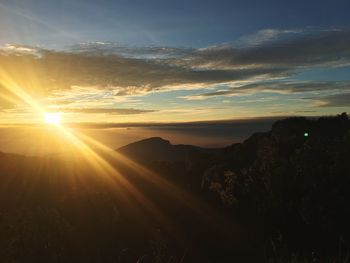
[0,49,287,93]
[180,28,350,70]
[1,27,350,109]
[0,44,41,56]
[180,81,350,100]
[318,93,350,107]
[67,42,193,59]
[234,29,303,47]
[72,116,281,131]
[62,107,156,115]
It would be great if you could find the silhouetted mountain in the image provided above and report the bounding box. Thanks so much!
[117,137,214,163]
[202,112,350,259]
[1,113,350,262]
[0,140,257,262]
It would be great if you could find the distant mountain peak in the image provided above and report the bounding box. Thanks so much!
[132,137,170,145]
[117,137,203,163]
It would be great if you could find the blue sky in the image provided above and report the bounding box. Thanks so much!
[0,0,350,124]
[1,0,350,47]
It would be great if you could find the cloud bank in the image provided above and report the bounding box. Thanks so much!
[1,28,350,115]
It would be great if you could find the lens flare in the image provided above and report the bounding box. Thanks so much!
[44,113,62,125]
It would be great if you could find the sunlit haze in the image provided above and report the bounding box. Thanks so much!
[1,1,350,262]
[44,112,61,125]
[0,0,349,153]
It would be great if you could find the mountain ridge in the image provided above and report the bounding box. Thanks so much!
[117,136,217,163]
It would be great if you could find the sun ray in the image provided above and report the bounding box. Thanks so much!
[74,131,222,220]
[0,67,173,231]
[0,64,222,241]
[0,70,44,113]
[55,125,178,233]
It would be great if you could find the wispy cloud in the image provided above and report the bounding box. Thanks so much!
[179,28,350,70]
[1,28,350,114]
[318,93,350,107]
[0,44,41,56]
[180,81,350,100]
[62,107,156,115]
[67,42,193,59]
[0,28,347,94]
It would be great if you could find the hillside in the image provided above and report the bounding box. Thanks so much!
[202,113,350,259]
[0,113,350,262]
[117,137,215,163]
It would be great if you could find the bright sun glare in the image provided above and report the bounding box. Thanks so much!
[44,113,62,125]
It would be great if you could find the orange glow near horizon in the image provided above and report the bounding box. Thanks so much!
[0,67,182,235]
[0,64,224,242]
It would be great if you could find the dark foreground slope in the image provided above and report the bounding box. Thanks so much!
[202,112,350,260]
[0,149,257,262]
[0,113,350,262]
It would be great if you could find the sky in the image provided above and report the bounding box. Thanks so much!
[0,0,350,149]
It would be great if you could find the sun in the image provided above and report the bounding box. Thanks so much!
[44,112,62,125]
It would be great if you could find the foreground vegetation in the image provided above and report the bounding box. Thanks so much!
[0,113,349,262]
